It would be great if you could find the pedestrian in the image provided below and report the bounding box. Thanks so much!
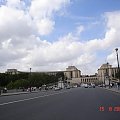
[116,83,119,90]
[22,87,25,92]
[0,87,1,95]
[30,87,32,92]
[3,87,7,93]
[110,83,112,88]
[116,83,118,88]
[118,83,120,90]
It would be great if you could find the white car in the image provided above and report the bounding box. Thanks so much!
[54,87,61,91]
[84,84,88,88]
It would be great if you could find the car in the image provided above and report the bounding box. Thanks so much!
[91,84,95,88]
[98,84,103,87]
[66,86,70,89]
[88,85,92,88]
[54,87,61,91]
[84,84,88,88]
[73,85,78,88]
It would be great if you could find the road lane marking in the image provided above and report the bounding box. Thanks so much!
[0,90,69,106]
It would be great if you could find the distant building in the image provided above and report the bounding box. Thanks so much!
[5,69,19,74]
[98,63,119,83]
[35,66,81,80]
[39,71,63,76]
[67,74,99,85]
[65,66,99,85]
[64,66,81,79]
[58,80,64,88]
[5,66,100,84]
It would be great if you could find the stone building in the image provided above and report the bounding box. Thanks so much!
[98,63,119,83]
[65,66,99,85]
[67,74,99,85]
[5,66,99,85]
[64,66,81,80]
[5,69,19,74]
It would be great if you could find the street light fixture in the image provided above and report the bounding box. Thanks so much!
[115,48,120,89]
[29,68,32,92]
[30,68,32,75]
[106,62,110,88]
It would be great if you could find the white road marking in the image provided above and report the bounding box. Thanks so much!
[0,91,69,106]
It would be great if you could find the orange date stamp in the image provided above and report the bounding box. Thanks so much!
[99,106,120,112]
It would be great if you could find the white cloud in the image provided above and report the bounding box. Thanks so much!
[0,1,120,75]
[36,18,55,35]
[29,0,70,35]
[0,6,34,40]
[2,39,12,49]
[29,0,70,19]
[76,25,84,36]
[7,0,21,7]
[103,11,120,48]
[107,48,120,67]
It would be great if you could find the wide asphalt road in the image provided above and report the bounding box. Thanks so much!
[0,87,120,120]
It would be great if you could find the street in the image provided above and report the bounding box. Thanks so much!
[0,87,120,120]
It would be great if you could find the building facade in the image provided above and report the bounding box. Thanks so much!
[5,69,20,74]
[65,66,99,85]
[64,66,81,79]
[5,66,99,84]
[98,63,119,83]
[67,75,99,85]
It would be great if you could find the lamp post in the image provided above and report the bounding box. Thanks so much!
[30,68,32,75]
[104,73,105,86]
[106,62,110,88]
[29,68,32,92]
[115,48,120,89]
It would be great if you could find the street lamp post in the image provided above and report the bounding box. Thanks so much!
[115,48,120,89]
[29,68,32,92]
[107,62,110,88]
[104,73,105,86]
[30,68,32,75]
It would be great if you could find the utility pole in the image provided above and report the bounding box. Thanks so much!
[115,48,120,89]
[107,62,110,88]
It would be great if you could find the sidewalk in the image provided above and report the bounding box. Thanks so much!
[0,90,39,97]
[0,91,29,96]
[103,86,120,94]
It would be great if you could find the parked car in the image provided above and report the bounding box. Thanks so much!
[92,84,95,88]
[84,84,88,88]
[66,86,71,89]
[91,84,95,88]
[88,85,92,88]
[98,84,103,87]
[3,87,7,93]
[54,87,61,91]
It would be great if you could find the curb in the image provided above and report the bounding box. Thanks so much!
[0,91,39,97]
[103,88,120,94]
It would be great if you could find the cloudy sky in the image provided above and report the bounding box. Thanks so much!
[0,0,120,74]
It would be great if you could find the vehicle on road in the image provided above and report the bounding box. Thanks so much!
[54,87,61,91]
[66,86,71,89]
[84,84,88,88]
[91,83,95,88]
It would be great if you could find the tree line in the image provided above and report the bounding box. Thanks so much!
[0,72,64,89]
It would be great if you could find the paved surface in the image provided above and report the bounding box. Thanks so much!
[103,86,120,94]
[0,87,120,120]
[0,90,39,96]
[0,88,39,96]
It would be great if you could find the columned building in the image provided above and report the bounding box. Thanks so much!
[64,66,81,79]
[5,69,20,74]
[65,66,99,85]
[5,66,99,84]
[67,75,99,85]
[98,63,119,83]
